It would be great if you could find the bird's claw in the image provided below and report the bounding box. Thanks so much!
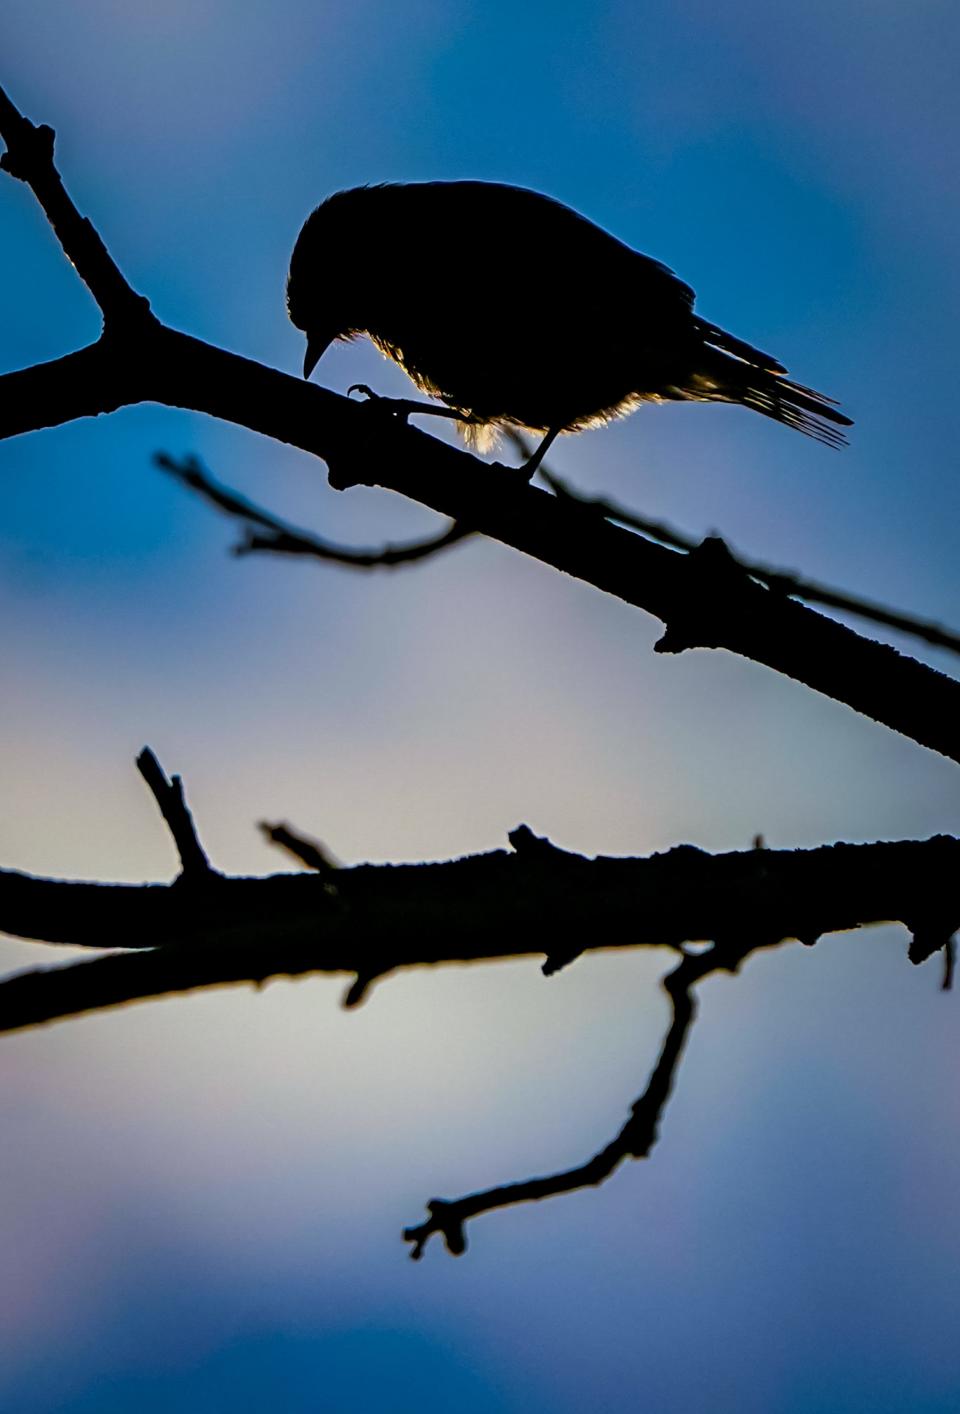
[347,385,416,425]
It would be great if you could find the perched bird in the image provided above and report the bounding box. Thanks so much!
[287,180,851,472]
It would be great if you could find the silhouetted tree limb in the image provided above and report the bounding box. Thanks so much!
[1,81,959,761]
[0,84,149,325]
[259,820,340,874]
[404,938,752,1258]
[155,452,473,567]
[135,746,220,881]
[1,751,957,1040]
[511,438,960,659]
[1,755,957,1254]
[160,429,960,653]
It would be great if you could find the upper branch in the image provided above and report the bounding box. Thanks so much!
[2,83,959,763]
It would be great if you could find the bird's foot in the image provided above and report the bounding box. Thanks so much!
[347,385,471,427]
[488,426,561,484]
[346,383,412,424]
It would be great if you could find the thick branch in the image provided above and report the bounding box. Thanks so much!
[530,455,960,659]
[3,327,959,762]
[1,827,957,1033]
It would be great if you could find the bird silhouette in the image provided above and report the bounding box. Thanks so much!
[287,181,851,473]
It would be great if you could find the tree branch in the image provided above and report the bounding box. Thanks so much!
[135,746,220,881]
[155,452,473,568]
[1,755,957,1034]
[259,820,340,874]
[3,84,960,763]
[403,940,744,1258]
[1,751,955,1254]
[527,452,960,659]
[0,81,151,327]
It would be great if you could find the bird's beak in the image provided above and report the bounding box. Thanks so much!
[303,333,333,380]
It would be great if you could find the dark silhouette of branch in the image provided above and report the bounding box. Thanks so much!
[155,453,474,568]
[537,461,960,658]
[2,754,958,1036]
[404,939,750,1258]
[135,746,220,881]
[2,82,959,761]
[161,424,960,654]
[1,752,956,1254]
[2,829,957,1032]
[0,83,150,326]
[503,430,960,659]
[259,821,340,874]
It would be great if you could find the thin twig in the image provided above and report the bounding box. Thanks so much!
[1,748,958,1024]
[135,747,218,881]
[155,452,474,568]
[259,821,339,873]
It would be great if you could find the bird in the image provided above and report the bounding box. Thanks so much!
[287,180,851,474]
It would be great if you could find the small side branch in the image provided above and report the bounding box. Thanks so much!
[259,821,339,874]
[135,747,219,882]
[403,942,744,1258]
[156,453,473,569]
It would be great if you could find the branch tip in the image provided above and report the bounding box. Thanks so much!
[403,1200,467,1261]
[258,820,339,874]
[508,824,569,860]
[542,945,585,976]
[342,971,376,1008]
[136,747,216,881]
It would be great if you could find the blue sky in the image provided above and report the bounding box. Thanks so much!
[1,4,959,1411]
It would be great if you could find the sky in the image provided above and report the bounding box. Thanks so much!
[1,2,959,1410]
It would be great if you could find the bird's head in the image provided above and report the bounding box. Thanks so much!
[287,189,382,379]
[287,253,349,380]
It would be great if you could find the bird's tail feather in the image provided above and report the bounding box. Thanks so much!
[696,320,787,375]
[693,323,852,447]
[737,374,852,447]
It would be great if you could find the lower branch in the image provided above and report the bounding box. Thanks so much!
[0,751,955,1255]
[0,754,957,1038]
